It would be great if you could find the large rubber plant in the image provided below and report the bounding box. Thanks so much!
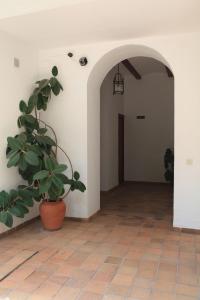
[0,66,86,228]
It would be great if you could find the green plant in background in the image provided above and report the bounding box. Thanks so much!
[164,148,174,184]
[0,66,86,228]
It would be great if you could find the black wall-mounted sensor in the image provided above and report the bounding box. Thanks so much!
[79,57,88,66]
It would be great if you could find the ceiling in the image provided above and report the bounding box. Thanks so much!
[0,0,92,19]
[117,57,169,77]
[0,0,199,48]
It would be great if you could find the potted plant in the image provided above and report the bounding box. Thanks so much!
[164,148,174,185]
[0,66,86,230]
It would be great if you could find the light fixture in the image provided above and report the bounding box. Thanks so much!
[113,63,124,95]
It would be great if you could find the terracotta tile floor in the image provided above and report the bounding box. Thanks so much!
[0,183,200,299]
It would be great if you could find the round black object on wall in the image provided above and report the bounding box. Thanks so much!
[79,57,88,66]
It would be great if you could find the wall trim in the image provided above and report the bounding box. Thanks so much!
[0,213,200,237]
[173,227,200,235]
[0,210,101,238]
[65,209,100,222]
[125,181,170,185]
[100,185,120,194]
[0,216,40,239]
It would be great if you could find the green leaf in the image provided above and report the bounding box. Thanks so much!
[34,135,42,144]
[19,100,28,113]
[18,155,28,171]
[43,136,56,146]
[51,175,63,190]
[51,82,60,96]
[17,133,27,144]
[41,85,51,97]
[44,157,56,171]
[18,189,32,199]
[15,202,29,214]
[7,149,18,159]
[49,77,57,87]
[7,152,20,168]
[30,189,40,201]
[33,170,49,180]
[24,151,39,166]
[39,178,51,194]
[9,206,24,218]
[36,93,48,110]
[48,181,62,200]
[0,212,13,228]
[37,79,49,90]
[28,145,42,156]
[35,135,56,146]
[37,128,47,135]
[0,191,10,208]
[77,181,86,192]
[56,173,70,184]
[53,164,67,174]
[9,189,18,201]
[22,198,34,207]
[74,171,80,180]
[58,81,63,91]
[17,116,25,128]
[52,66,58,77]
[23,115,37,124]
[7,137,22,150]
[70,180,86,192]
[27,95,37,113]
[48,189,58,201]
[19,187,33,207]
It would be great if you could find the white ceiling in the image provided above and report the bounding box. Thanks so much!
[0,0,92,19]
[0,0,199,48]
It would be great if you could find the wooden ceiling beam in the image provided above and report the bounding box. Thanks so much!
[165,66,173,78]
[122,59,142,80]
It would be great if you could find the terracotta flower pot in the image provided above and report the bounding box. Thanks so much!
[39,199,66,230]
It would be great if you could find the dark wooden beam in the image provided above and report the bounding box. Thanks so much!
[165,66,173,78]
[122,59,141,80]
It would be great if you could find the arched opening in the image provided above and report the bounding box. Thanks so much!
[87,44,175,224]
[100,56,174,224]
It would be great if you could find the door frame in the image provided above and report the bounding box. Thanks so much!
[118,113,125,184]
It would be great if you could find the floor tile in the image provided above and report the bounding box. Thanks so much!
[0,184,198,300]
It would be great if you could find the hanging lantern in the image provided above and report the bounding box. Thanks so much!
[113,64,124,95]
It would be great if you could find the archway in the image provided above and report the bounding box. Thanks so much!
[87,44,174,222]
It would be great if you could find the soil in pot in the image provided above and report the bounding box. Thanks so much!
[39,199,66,230]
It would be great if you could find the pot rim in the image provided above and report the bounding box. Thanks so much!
[42,199,64,205]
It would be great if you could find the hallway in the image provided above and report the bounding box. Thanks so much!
[101,183,173,229]
[0,184,199,299]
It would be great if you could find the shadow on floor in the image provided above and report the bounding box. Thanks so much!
[100,182,173,229]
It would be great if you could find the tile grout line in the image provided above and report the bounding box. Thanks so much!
[0,251,39,282]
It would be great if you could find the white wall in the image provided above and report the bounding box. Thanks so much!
[100,68,123,191]
[124,73,174,182]
[100,69,174,188]
[38,49,89,218]
[0,31,38,233]
[39,32,200,229]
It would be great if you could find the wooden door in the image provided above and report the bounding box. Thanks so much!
[118,114,125,184]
